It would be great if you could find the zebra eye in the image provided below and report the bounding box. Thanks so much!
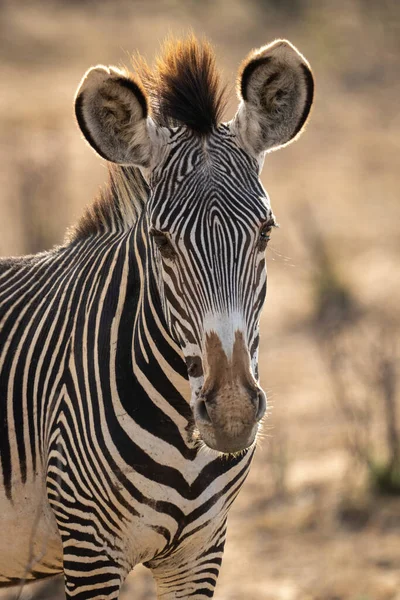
[150,228,176,260]
[258,222,272,251]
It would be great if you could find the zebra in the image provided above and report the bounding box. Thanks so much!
[0,36,313,599]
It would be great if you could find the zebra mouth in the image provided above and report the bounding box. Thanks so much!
[193,398,261,453]
[194,419,260,454]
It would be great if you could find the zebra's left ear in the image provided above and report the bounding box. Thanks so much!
[230,40,314,156]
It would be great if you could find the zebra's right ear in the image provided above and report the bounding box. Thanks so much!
[75,66,157,167]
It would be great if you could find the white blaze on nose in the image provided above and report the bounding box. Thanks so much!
[203,311,246,358]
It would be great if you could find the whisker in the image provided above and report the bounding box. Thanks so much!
[267,244,296,267]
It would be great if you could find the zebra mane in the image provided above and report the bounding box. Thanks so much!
[134,34,227,134]
[67,164,149,242]
[69,36,226,243]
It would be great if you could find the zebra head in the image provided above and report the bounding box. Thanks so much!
[75,37,314,453]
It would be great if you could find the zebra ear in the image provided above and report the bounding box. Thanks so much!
[75,66,156,167]
[231,40,314,156]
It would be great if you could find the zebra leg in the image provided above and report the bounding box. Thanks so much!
[60,535,129,600]
[47,479,129,598]
[149,523,227,599]
[45,418,134,598]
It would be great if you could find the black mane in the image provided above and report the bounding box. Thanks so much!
[134,35,227,135]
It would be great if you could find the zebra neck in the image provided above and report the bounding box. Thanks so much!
[126,222,195,450]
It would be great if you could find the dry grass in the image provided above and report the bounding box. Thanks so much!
[1,0,399,598]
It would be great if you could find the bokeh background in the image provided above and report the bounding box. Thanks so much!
[1,0,399,598]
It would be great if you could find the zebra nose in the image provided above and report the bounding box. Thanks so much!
[255,388,267,421]
[193,385,266,453]
[196,397,212,424]
[240,387,267,421]
[195,385,266,426]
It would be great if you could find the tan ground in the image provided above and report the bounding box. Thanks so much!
[0,1,399,598]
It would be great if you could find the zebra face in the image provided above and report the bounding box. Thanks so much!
[147,128,273,452]
[75,37,313,453]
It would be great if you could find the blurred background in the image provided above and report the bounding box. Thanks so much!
[0,0,399,598]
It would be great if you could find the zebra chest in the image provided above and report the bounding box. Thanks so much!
[113,453,248,565]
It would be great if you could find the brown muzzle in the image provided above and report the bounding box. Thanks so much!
[194,331,266,453]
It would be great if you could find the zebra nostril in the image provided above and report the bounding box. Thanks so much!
[255,390,267,421]
[196,399,212,424]
[186,356,203,379]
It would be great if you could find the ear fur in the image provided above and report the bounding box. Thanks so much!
[232,40,314,156]
[75,66,154,166]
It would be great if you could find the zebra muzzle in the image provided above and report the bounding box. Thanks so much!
[192,330,267,453]
[194,386,266,453]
